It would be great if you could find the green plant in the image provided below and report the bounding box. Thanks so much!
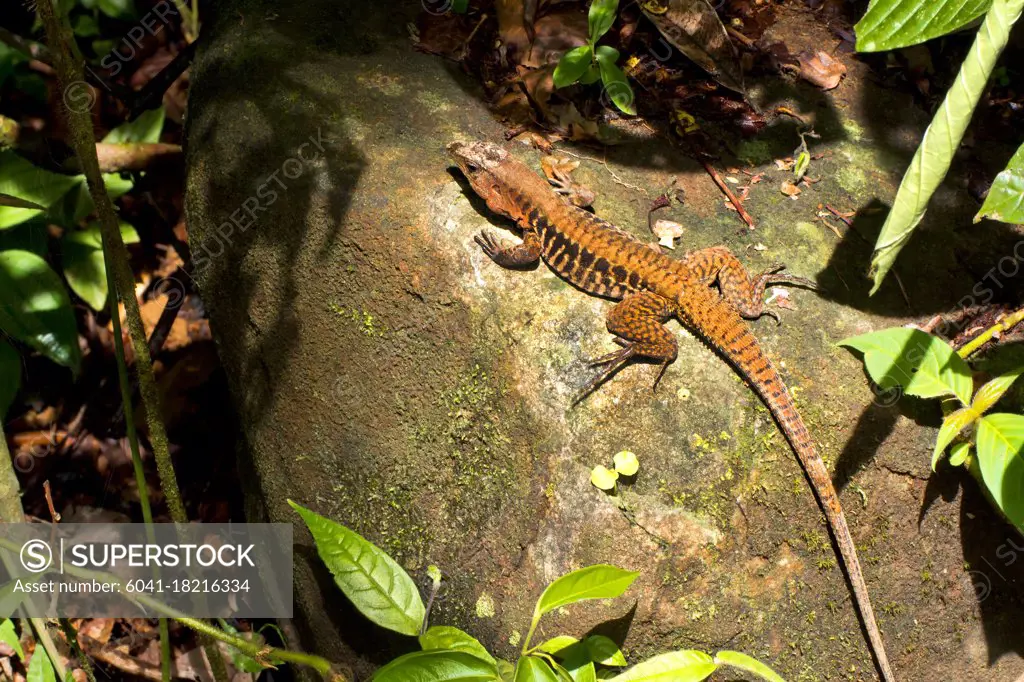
[552,0,635,115]
[855,0,1024,293]
[291,499,787,682]
[840,320,1024,532]
[0,107,163,418]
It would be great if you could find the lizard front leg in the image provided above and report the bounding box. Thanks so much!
[475,229,541,268]
[577,291,678,403]
[681,246,817,322]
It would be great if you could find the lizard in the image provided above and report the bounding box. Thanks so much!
[448,140,896,682]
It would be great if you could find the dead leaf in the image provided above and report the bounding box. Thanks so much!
[653,219,684,249]
[541,155,595,207]
[767,286,796,310]
[641,0,744,93]
[780,180,801,197]
[797,50,846,90]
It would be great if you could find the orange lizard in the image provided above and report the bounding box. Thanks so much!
[449,140,895,682]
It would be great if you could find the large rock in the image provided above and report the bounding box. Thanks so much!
[184,2,1024,679]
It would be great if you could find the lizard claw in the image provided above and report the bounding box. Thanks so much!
[474,230,503,260]
[573,346,636,405]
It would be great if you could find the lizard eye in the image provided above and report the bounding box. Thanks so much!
[465,163,479,173]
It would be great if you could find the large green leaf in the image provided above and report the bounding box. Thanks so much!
[866,0,1024,294]
[588,0,619,42]
[535,636,579,655]
[373,651,499,682]
[583,636,626,666]
[976,142,1024,224]
[0,340,20,418]
[713,651,785,682]
[516,656,560,682]
[975,413,1024,530]
[609,651,717,682]
[62,221,140,311]
[554,47,594,88]
[0,250,80,372]
[102,107,165,145]
[0,152,80,229]
[856,0,992,52]
[838,328,972,404]
[26,646,55,682]
[421,626,497,665]
[533,565,639,619]
[595,47,635,115]
[289,500,425,636]
[0,619,23,659]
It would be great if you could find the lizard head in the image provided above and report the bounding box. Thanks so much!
[448,141,517,217]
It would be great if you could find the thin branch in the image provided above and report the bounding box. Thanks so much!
[958,307,1024,358]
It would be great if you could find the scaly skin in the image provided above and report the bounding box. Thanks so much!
[448,140,895,682]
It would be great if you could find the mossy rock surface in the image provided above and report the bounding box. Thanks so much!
[185,1,1024,679]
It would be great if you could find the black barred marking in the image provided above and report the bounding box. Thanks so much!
[578,248,596,272]
[546,231,568,259]
[593,257,610,275]
[611,265,628,284]
[627,271,641,290]
[527,207,540,226]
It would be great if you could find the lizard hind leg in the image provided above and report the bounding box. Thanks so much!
[475,228,542,268]
[575,291,678,404]
[682,246,818,322]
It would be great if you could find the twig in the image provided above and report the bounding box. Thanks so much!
[824,203,853,226]
[126,40,197,121]
[43,481,60,522]
[59,620,98,682]
[701,159,755,228]
[958,307,1024,358]
[725,25,755,49]
[559,148,649,196]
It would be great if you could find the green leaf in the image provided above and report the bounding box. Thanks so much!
[579,64,601,85]
[70,172,135,224]
[498,661,516,682]
[972,366,1024,414]
[0,340,20,418]
[535,636,579,656]
[609,651,717,682]
[534,565,638,619]
[584,636,626,666]
[976,142,1024,224]
[289,500,426,636]
[217,620,266,673]
[103,107,165,144]
[62,221,139,311]
[72,14,100,37]
[554,47,594,88]
[713,651,785,682]
[838,328,972,404]
[932,407,980,470]
[856,0,992,52]
[551,643,597,682]
[0,250,81,372]
[612,451,638,476]
[975,413,1024,530]
[97,0,136,19]
[0,152,80,229]
[26,646,56,682]
[866,0,1023,294]
[516,656,559,682]
[595,50,635,115]
[452,0,469,12]
[373,651,499,682]
[588,0,619,42]
[590,465,618,490]
[950,441,972,467]
[421,626,497,665]
[793,151,809,182]
[0,619,23,659]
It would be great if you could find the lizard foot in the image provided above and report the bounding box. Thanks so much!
[573,346,637,405]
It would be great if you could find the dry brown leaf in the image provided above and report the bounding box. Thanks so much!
[780,180,801,197]
[798,50,846,90]
[653,219,684,249]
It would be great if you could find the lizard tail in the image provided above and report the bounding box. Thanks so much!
[678,287,896,682]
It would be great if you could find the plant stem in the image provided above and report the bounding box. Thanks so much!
[958,307,1024,359]
[521,614,541,655]
[59,619,98,682]
[0,426,23,523]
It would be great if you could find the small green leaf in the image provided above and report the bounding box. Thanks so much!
[554,47,594,88]
[0,340,20,418]
[973,366,1024,415]
[579,64,601,85]
[584,636,626,666]
[97,0,136,19]
[498,661,516,682]
[0,619,23,659]
[289,500,426,636]
[949,441,972,467]
[452,0,469,12]
[0,250,81,372]
[588,0,619,42]
[534,565,638,619]
[609,651,717,682]
[373,651,499,682]
[977,143,1024,224]
[932,407,980,471]
[72,14,100,37]
[975,413,1024,531]
[516,656,560,682]
[713,651,785,682]
[535,636,579,655]
[26,646,56,682]
[0,152,80,229]
[793,151,809,182]
[612,451,639,476]
[855,0,992,52]
[591,465,618,491]
[103,107,165,145]
[421,626,497,665]
[595,51,635,115]
[838,328,972,404]
[62,221,140,311]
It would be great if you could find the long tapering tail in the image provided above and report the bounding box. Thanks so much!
[678,286,895,682]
